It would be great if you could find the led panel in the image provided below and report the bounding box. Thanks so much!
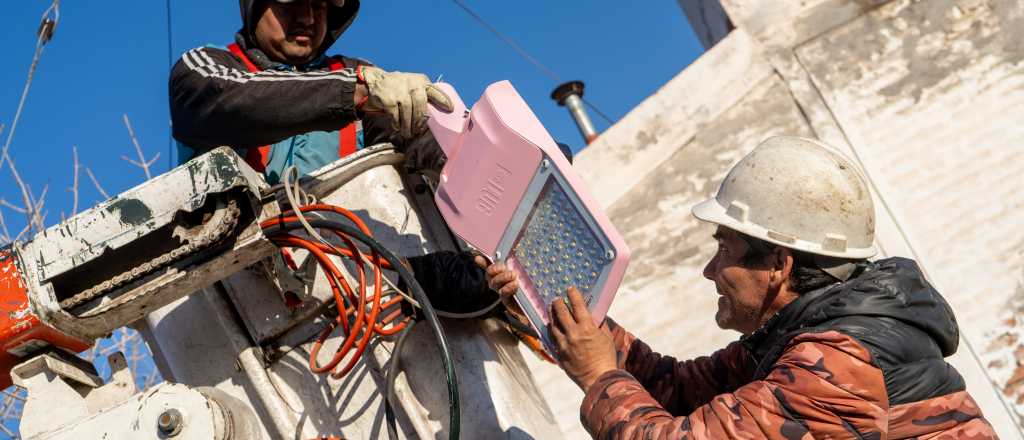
[427,81,630,354]
[497,167,621,352]
[513,177,608,302]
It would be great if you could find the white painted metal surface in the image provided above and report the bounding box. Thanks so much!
[26,147,266,282]
[13,350,261,439]
[18,147,277,342]
[142,145,562,439]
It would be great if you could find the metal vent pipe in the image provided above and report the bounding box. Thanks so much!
[552,81,599,145]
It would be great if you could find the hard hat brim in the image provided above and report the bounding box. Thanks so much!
[691,197,877,259]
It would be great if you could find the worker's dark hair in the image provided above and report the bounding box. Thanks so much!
[737,234,842,294]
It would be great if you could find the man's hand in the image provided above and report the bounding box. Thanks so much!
[357,66,452,141]
[550,287,618,391]
[474,256,519,297]
[474,256,524,313]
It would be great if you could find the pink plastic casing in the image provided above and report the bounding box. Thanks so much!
[427,81,630,331]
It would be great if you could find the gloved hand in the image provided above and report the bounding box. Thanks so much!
[401,131,447,177]
[401,250,497,316]
[357,65,453,141]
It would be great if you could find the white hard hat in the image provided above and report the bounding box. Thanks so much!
[692,136,877,260]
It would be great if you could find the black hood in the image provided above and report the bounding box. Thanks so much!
[745,257,960,359]
[238,0,360,60]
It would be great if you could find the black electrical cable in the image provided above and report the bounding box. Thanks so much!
[262,218,460,439]
[384,319,416,440]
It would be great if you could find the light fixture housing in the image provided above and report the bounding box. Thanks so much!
[428,81,630,352]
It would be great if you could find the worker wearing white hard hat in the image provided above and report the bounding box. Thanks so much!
[692,135,877,282]
[484,136,995,438]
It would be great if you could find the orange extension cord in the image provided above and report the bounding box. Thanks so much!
[260,204,410,380]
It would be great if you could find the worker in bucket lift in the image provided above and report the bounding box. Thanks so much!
[484,137,997,438]
[169,0,496,314]
[170,0,449,182]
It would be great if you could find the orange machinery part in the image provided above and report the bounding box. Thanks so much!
[0,246,90,389]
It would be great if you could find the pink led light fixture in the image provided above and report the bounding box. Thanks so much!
[428,81,630,353]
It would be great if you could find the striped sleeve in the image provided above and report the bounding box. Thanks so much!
[169,46,360,150]
[580,330,889,439]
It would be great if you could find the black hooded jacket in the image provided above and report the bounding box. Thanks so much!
[170,1,491,313]
[169,0,402,151]
[743,257,964,406]
[580,257,995,438]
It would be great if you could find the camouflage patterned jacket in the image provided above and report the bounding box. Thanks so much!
[581,258,997,439]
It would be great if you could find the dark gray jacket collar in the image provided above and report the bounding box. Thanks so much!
[741,257,959,373]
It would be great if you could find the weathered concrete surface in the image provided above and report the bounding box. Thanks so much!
[677,0,733,48]
[523,0,1024,437]
[796,0,1024,429]
[607,75,815,297]
[574,30,773,209]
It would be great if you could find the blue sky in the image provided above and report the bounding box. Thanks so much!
[0,1,703,236]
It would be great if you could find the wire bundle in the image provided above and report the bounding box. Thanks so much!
[261,204,408,378]
[262,210,460,439]
[262,166,459,439]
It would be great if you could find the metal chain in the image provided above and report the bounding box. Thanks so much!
[60,199,241,310]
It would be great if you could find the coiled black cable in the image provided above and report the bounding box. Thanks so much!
[262,218,460,439]
[384,319,416,440]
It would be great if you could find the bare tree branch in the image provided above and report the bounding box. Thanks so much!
[31,184,48,230]
[0,394,17,420]
[0,130,45,233]
[12,223,30,242]
[68,145,80,216]
[0,200,27,214]
[0,209,11,244]
[84,166,109,200]
[121,155,141,168]
[0,0,60,170]
[0,125,35,235]
[0,391,24,403]
[122,114,159,180]
[0,414,15,437]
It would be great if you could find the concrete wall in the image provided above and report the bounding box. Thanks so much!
[523,1,1024,437]
[677,0,733,48]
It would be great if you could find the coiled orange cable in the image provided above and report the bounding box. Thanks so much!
[261,205,409,380]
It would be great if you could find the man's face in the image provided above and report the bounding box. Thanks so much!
[702,226,773,335]
[254,0,329,65]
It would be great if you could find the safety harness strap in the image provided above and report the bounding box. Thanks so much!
[226,43,358,173]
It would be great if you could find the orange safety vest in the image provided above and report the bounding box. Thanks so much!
[227,43,359,174]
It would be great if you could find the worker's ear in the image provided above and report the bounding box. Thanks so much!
[768,246,793,290]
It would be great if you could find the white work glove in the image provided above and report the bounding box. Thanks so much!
[357,65,453,141]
